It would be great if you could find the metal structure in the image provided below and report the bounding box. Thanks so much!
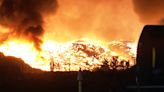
[127,25,164,92]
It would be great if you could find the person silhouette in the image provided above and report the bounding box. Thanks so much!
[50,58,55,72]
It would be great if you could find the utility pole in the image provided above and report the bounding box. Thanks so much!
[77,68,83,92]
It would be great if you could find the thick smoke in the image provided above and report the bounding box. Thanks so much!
[133,0,164,24]
[0,0,58,50]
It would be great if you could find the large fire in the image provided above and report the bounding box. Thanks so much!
[0,0,141,72]
[0,37,137,71]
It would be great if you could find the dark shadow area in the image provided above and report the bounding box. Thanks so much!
[137,25,164,85]
[126,25,164,92]
[0,52,136,92]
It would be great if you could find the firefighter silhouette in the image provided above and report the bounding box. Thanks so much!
[125,61,130,69]
[111,56,118,69]
[50,57,55,72]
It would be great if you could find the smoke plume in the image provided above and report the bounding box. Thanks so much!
[0,0,58,50]
[133,0,164,24]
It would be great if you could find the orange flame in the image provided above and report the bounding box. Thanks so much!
[0,37,137,71]
[0,0,142,72]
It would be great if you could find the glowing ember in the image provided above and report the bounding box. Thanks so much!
[0,38,137,71]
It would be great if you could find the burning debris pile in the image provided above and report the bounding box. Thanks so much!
[0,39,136,72]
[44,39,136,71]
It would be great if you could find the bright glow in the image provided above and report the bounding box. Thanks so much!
[0,38,137,71]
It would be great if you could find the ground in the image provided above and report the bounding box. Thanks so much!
[0,52,136,92]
